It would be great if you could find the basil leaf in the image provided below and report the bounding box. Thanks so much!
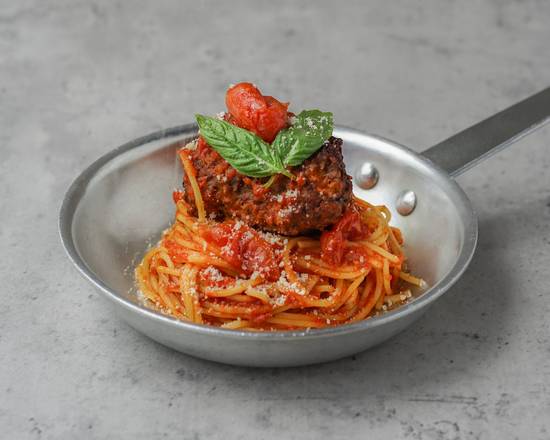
[195,114,293,179]
[274,110,333,167]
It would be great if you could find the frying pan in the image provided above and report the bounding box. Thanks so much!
[59,87,550,367]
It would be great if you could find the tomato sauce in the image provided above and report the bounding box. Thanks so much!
[172,190,185,204]
[163,239,189,264]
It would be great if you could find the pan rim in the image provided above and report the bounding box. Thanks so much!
[59,124,478,341]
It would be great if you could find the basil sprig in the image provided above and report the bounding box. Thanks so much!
[274,110,333,167]
[195,110,333,179]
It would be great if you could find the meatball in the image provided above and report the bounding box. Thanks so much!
[181,136,353,236]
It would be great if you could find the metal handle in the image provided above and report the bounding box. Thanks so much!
[422,86,550,177]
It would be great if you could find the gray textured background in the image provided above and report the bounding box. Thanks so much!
[2,1,550,439]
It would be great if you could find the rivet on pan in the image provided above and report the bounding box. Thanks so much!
[355,162,379,189]
[396,190,417,216]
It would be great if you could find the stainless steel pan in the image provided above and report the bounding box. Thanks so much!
[59,87,550,367]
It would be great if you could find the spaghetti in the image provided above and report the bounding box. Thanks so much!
[135,156,424,331]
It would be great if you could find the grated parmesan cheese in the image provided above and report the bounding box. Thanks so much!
[278,205,297,218]
[271,294,287,306]
[183,139,198,150]
[277,271,306,295]
[250,271,262,281]
[284,189,298,198]
[201,266,224,282]
[305,117,315,128]
[258,231,284,245]
[241,231,254,242]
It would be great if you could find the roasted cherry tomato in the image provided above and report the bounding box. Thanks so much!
[199,221,281,281]
[240,232,280,281]
[334,209,363,240]
[320,209,365,266]
[199,223,233,248]
[225,82,289,143]
[320,229,345,266]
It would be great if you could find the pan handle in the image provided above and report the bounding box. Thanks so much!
[421,86,550,177]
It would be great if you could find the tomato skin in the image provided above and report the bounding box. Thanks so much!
[240,233,280,281]
[336,210,363,240]
[199,223,233,248]
[320,229,345,266]
[225,82,289,143]
[320,209,366,266]
[198,221,281,281]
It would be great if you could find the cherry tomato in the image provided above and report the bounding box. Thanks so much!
[225,82,289,143]
[320,229,345,266]
[334,210,363,240]
[199,223,232,248]
[198,222,281,281]
[240,232,280,281]
[320,209,365,265]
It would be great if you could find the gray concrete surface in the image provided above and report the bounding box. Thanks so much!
[1,1,550,439]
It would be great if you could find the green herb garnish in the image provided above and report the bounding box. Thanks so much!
[195,110,333,179]
[273,110,333,167]
[195,114,293,179]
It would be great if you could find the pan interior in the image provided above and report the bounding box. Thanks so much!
[337,128,469,291]
[69,126,471,311]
